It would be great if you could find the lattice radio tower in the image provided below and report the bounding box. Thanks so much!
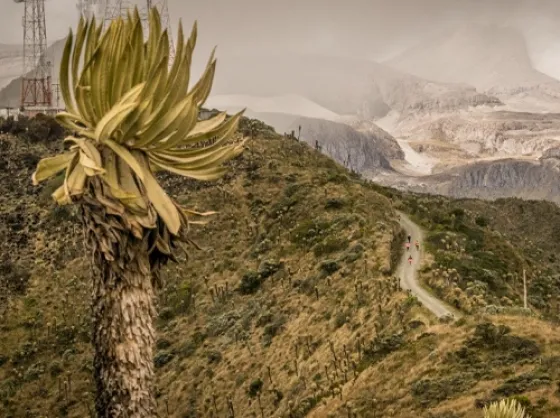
[77,0,104,21]
[103,0,175,63]
[14,0,53,111]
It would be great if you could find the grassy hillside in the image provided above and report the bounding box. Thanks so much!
[1,116,560,417]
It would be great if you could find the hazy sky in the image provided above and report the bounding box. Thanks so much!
[1,0,559,77]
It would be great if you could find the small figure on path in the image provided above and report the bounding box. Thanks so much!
[415,240,420,251]
[407,234,411,243]
[406,242,411,251]
[408,255,413,265]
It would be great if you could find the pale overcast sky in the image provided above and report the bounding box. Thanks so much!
[1,0,559,77]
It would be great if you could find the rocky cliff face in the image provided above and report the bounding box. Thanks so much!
[541,145,560,160]
[383,156,560,206]
[235,110,404,175]
[371,75,502,118]
[397,110,560,158]
[443,158,560,204]
[289,116,403,174]
[339,117,404,159]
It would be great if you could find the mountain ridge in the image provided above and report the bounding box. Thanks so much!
[0,42,502,116]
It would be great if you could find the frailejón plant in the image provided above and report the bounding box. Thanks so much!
[483,399,529,418]
[31,7,244,417]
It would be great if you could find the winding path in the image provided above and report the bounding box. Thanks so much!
[396,211,458,319]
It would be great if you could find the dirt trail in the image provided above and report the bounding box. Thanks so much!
[396,211,459,319]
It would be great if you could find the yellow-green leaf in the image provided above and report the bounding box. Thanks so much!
[135,152,182,235]
[79,150,105,176]
[32,152,76,185]
[150,158,228,181]
[64,136,103,166]
[60,29,77,115]
[52,184,71,205]
[94,102,137,143]
[183,209,218,217]
[103,138,146,182]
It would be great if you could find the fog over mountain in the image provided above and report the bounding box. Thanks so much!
[388,25,556,92]
[1,0,560,79]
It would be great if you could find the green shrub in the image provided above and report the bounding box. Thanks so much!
[493,371,551,397]
[450,208,466,218]
[359,332,405,371]
[154,351,174,368]
[334,311,347,329]
[511,396,532,410]
[156,338,172,350]
[6,114,67,143]
[247,379,263,398]
[291,219,332,247]
[206,351,222,364]
[237,271,263,294]
[412,373,477,406]
[476,216,490,227]
[262,316,286,346]
[319,260,340,275]
[165,281,196,317]
[313,237,349,257]
[0,260,31,295]
[324,198,346,210]
[49,361,64,377]
[258,259,283,279]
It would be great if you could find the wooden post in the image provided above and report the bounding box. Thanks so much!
[523,269,527,309]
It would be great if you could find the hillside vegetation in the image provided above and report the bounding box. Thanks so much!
[1,116,560,417]
[372,186,560,320]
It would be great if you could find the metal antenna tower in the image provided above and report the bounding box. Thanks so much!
[77,0,104,21]
[103,0,175,63]
[14,0,53,111]
[103,0,130,25]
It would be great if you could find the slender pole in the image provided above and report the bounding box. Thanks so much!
[523,269,527,309]
[52,83,60,111]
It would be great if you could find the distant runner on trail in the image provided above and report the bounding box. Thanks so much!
[408,255,413,265]
[406,242,411,251]
[407,234,411,243]
[415,240,420,251]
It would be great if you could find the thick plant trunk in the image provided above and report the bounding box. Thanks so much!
[83,202,158,418]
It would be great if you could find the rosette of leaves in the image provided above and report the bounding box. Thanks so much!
[33,7,244,240]
[483,399,529,418]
